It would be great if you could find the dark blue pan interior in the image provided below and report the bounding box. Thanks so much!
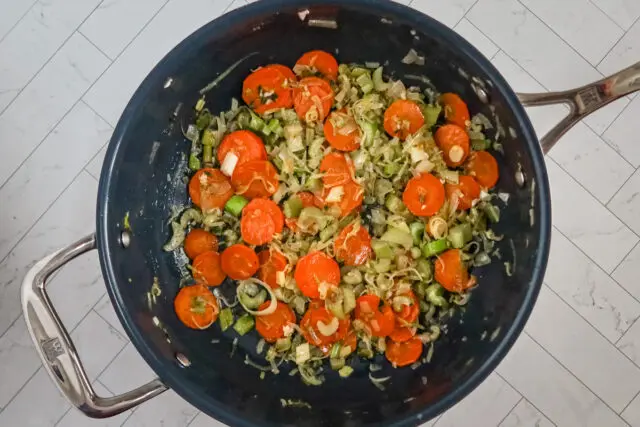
[97,1,550,425]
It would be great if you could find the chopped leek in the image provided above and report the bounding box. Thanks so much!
[385,194,407,215]
[483,204,500,223]
[283,196,304,218]
[410,221,425,245]
[423,104,442,127]
[416,259,433,280]
[371,239,394,259]
[338,365,354,378]
[425,284,447,307]
[380,227,413,250]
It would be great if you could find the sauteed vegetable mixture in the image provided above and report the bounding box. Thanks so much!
[164,50,503,385]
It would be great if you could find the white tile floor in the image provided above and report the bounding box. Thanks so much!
[0,0,638,425]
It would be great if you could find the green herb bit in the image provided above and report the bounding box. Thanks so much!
[225,195,249,217]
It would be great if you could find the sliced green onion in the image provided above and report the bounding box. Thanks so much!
[371,239,394,259]
[484,204,500,223]
[410,222,425,246]
[447,223,472,249]
[219,308,234,332]
[224,195,248,217]
[422,238,448,257]
[233,314,255,336]
[283,196,304,218]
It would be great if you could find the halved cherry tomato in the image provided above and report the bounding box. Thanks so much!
[174,284,219,329]
[383,99,424,140]
[231,160,280,199]
[467,151,499,188]
[354,295,396,337]
[445,175,481,211]
[183,229,218,260]
[188,168,234,211]
[435,249,476,293]
[301,305,349,347]
[402,173,445,217]
[440,93,470,128]
[240,198,284,245]
[293,77,334,122]
[255,300,296,343]
[258,249,288,288]
[322,180,364,217]
[389,326,416,343]
[385,336,423,367]
[242,64,295,114]
[319,152,354,188]
[295,50,339,80]
[435,124,470,167]
[294,251,340,299]
[324,110,361,152]
[220,244,260,280]
[334,222,372,266]
[192,251,226,286]
[217,130,267,167]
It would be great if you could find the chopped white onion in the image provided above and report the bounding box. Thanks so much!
[317,317,339,336]
[414,159,434,173]
[401,48,425,65]
[325,186,344,203]
[410,147,429,163]
[220,152,239,177]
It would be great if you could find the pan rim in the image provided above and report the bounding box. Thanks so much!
[97,0,551,425]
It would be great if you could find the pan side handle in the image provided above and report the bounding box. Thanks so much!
[517,61,640,154]
[21,234,168,418]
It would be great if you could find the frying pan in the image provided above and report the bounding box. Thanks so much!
[20,0,640,425]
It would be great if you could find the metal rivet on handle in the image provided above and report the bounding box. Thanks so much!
[120,231,131,248]
[176,353,191,368]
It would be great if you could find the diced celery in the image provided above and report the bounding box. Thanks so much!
[339,365,354,378]
[371,239,394,259]
[219,308,234,332]
[425,284,447,307]
[374,258,392,273]
[423,104,442,128]
[372,67,390,92]
[283,196,304,218]
[188,153,201,171]
[249,112,265,132]
[422,238,448,257]
[224,195,248,217]
[447,223,472,249]
[416,259,433,280]
[233,314,255,336]
[410,222,425,245]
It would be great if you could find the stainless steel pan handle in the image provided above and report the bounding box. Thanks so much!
[21,233,168,418]
[517,61,640,154]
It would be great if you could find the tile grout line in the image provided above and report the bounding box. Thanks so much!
[0,285,121,418]
[0,0,176,265]
[595,15,640,69]
[552,225,640,307]
[76,29,114,62]
[605,166,638,206]
[0,0,40,45]
[0,0,105,119]
[494,372,559,427]
[598,98,635,142]
[548,157,640,242]
[524,331,633,423]
[453,0,480,29]
[540,282,640,374]
[586,0,627,32]
[620,389,640,417]
[495,395,523,426]
[515,0,607,76]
